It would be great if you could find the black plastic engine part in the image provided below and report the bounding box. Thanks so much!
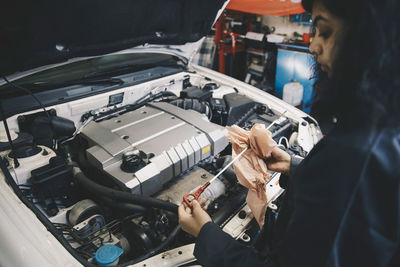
[170,98,209,115]
[209,98,228,125]
[17,109,56,133]
[180,86,213,101]
[255,105,271,115]
[182,75,191,89]
[223,93,257,126]
[234,105,259,128]
[19,112,76,147]
[203,83,219,91]
[50,116,76,137]
[122,219,155,256]
[32,116,76,147]
[120,225,182,266]
[209,97,226,112]
[31,156,74,216]
[20,116,53,147]
[0,132,34,152]
[8,144,42,159]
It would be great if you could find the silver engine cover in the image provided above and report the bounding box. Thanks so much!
[81,102,228,195]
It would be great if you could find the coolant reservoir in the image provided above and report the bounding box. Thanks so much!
[282,82,304,107]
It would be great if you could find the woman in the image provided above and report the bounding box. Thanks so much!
[178,0,400,266]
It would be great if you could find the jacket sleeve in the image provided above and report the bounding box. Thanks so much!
[279,155,303,189]
[194,222,276,267]
[276,130,400,267]
[289,155,303,177]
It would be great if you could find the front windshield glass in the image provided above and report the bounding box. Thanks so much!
[0,53,181,98]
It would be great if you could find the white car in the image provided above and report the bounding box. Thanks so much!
[0,1,322,266]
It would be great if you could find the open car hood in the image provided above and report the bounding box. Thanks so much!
[0,0,229,76]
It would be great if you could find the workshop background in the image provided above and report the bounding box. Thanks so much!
[192,0,315,114]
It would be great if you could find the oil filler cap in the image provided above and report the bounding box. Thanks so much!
[94,244,123,266]
[120,150,146,173]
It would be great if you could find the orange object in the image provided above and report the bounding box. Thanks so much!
[303,33,311,43]
[183,146,249,207]
[183,181,211,207]
[227,0,305,16]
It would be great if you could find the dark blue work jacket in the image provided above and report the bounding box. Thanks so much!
[194,123,400,267]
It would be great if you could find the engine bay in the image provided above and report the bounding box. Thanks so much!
[0,68,319,266]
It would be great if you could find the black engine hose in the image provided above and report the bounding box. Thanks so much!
[73,168,179,213]
[100,196,147,214]
[119,225,182,267]
[170,98,210,116]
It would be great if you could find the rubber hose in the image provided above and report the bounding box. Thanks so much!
[170,98,209,115]
[100,197,147,214]
[74,169,178,213]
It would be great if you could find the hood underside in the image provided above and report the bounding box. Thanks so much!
[0,0,227,75]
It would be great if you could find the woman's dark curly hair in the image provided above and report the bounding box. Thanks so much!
[302,0,400,128]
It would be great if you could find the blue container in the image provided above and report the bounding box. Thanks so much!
[275,44,316,114]
[94,244,123,266]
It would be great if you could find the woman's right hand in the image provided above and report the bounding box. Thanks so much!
[178,200,211,237]
[265,147,291,175]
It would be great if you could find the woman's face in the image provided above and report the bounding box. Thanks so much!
[309,2,345,77]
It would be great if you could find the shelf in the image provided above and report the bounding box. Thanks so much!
[247,49,266,56]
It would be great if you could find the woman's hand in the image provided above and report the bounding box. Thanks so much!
[265,147,291,175]
[178,200,212,237]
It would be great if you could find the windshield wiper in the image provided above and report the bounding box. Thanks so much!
[83,61,183,80]
[30,77,124,89]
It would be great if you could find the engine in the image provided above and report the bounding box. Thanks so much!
[0,72,318,266]
[80,102,228,197]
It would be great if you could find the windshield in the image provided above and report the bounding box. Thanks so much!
[0,52,182,98]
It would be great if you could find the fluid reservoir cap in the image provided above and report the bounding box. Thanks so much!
[121,151,146,173]
[94,244,123,266]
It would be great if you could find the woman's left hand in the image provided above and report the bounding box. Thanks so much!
[178,200,212,237]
